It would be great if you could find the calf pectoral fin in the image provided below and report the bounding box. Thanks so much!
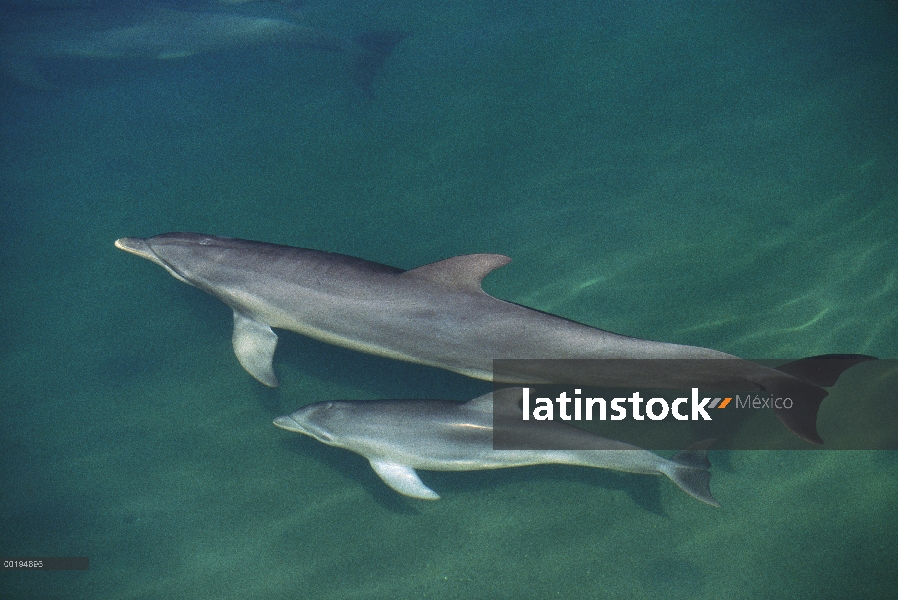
[369,460,440,500]
[232,311,279,387]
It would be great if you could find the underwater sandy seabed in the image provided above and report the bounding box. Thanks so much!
[1,1,897,598]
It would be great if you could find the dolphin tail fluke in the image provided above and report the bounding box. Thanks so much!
[665,439,719,507]
[774,354,876,387]
[768,354,876,444]
[349,31,408,96]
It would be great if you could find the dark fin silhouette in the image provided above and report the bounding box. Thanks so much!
[774,354,877,387]
[766,379,827,444]
[350,31,408,97]
[667,439,719,507]
[766,354,876,444]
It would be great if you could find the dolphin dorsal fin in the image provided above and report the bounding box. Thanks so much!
[402,254,511,292]
[464,392,494,413]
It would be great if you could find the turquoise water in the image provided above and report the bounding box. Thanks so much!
[2,1,896,598]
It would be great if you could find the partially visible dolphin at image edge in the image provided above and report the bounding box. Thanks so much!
[114,233,875,444]
[273,390,720,505]
[1,8,406,90]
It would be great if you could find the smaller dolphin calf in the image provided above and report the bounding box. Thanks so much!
[273,390,719,506]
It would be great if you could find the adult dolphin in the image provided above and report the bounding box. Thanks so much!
[0,6,405,90]
[273,389,719,505]
[115,233,874,444]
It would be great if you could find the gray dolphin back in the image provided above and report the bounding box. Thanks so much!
[116,232,876,445]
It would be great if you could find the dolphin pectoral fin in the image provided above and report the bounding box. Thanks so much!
[369,460,440,500]
[402,254,511,292]
[232,311,279,387]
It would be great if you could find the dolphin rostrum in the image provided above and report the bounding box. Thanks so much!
[273,389,720,505]
[115,233,874,443]
[1,7,405,90]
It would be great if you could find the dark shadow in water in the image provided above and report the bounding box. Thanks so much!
[429,464,668,515]
[252,380,290,416]
[644,558,707,596]
[278,435,420,516]
[710,448,733,473]
[91,349,163,385]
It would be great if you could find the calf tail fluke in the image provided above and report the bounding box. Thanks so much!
[665,439,719,507]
